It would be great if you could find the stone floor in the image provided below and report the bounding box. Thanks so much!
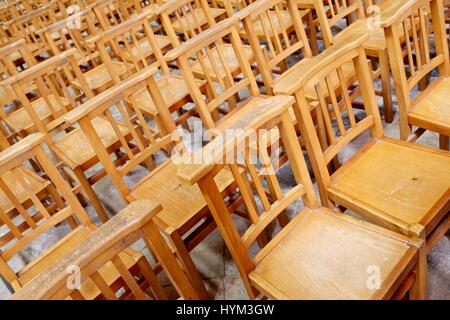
[0,95,449,300]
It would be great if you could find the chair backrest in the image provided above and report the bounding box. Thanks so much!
[0,39,36,76]
[272,35,384,205]
[9,199,200,300]
[94,11,170,82]
[0,132,93,291]
[155,0,232,45]
[38,4,103,62]
[313,0,366,48]
[237,0,312,94]
[176,94,319,298]
[3,2,59,56]
[2,48,93,136]
[382,0,449,120]
[62,65,176,203]
[164,16,261,129]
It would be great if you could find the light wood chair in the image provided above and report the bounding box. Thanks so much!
[164,16,265,130]
[176,91,426,300]
[2,2,59,58]
[38,3,104,65]
[156,0,255,106]
[60,65,244,299]
[155,0,232,40]
[310,0,394,123]
[59,0,150,95]
[236,0,313,95]
[0,134,195,299]
[1,48,93,140]
[0,39,36,109]
[0,49,114,222]
[382,0,450,150]
[94,10,206,130]
[9,200,200,300]
[273,34,450,254]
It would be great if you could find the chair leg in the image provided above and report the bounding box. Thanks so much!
[168,229,210,299]
[409,241,427,300]
[439,134,449,150]
[74,167,110,223]
[379,49,393,123]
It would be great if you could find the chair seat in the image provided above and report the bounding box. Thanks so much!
[120,35,172,62]
[250,207,415,299]
[4,95,71,133]
[131,74,204,116]
[172,7,227,33]
[18,225,144,300]
[409,77,450,136]
[191,43,254,80]
[328,138,450,235]
[71,62,132,93]
[52,117,129,170]
[0,167,49,214]
[129,161,236,232]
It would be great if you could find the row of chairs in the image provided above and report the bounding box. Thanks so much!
[0,0,448,299]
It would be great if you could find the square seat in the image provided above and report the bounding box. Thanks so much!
[328,139,450,235]
[4,95,71,133]
[409,77,450,136]
[131,74,204,116]
[250,207,416,299]
[52,117,129,170]
[191,43,254,80]
[129,161,236,232]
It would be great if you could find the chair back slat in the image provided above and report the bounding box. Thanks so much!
[0,133,92,290]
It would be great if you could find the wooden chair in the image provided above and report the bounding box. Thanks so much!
[1,49,93,140]
[309,0,394,123]
[273,34,450,253]
[60,65,245,299]
[91,0,148,30]
[176,91,426,300]
[0,49,115,221]
[38,3,104,65]
[2,2,59,58]
[382,0,450,150]
[0,133,195,299]
[9,200,199,300]
[94,10,204,130]
[59,0,148,95]
[236,0,313,95]
[164,16,264,130]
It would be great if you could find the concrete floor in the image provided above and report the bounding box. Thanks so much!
[0,92,449,300]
